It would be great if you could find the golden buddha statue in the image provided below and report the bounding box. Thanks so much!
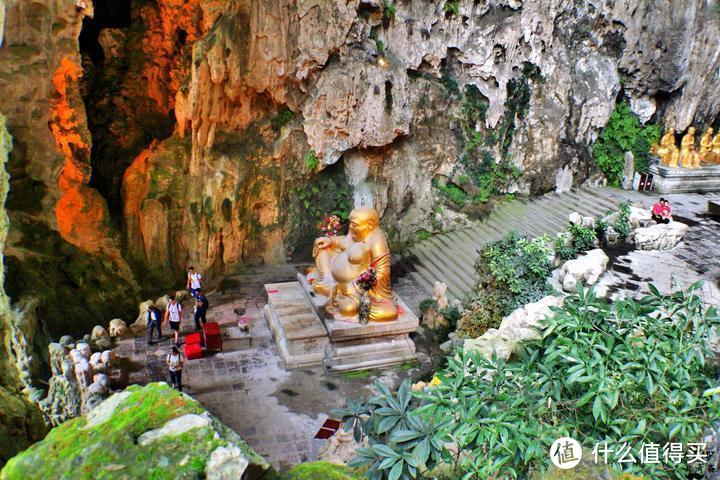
[710,131,720,164]
[679,127,698,168]
[309,206,398,323]
[699,127,714,164]
[652,127,679,167]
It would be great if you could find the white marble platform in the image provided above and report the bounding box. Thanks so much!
[649,164,720,193]
[264,278,419,371]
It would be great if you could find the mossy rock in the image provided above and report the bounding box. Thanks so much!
[282,462,363,480]
[0,383,274,480]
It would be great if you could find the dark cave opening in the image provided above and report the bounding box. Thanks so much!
[78,0,132,65]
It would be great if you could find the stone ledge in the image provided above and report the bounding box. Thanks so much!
[649,164,720,193]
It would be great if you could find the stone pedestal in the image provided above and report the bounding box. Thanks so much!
[264,276,418,371]
[649,164,720,193]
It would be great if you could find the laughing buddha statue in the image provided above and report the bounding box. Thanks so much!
[309,206,399,322]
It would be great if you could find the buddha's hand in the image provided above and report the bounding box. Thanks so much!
[313,237,331,257]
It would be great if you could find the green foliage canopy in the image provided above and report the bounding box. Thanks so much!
[593,102,661,186]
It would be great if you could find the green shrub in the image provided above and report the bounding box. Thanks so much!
[443,1,459,16]
[593,102,661,186]
[569,223,597,253]
[343,284,720,480]
[283,462,363,480]
[419,298,437,314]
[459,232,553,338]
[304,151,320,172]
[270,109,294,129]
[613,200,632,241]
[554,232,576,261]
[333,380,446,480]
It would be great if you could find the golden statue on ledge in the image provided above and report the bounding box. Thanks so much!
[652,125,720,168]
[652,127,680,167]
[699,127,715,163]
[309,206,398,323]
[679,127,699,168]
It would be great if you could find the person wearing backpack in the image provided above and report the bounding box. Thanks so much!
[166,345,184,391]
[186,266,203,299]
[164,296,183,345]
[194,288,209,331]
[146,305,162,345]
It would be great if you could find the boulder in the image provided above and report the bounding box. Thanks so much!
[175,290,190,303]
[108,319,128,337]
[1,384,275,479]
[317,427,363,465]
[629,205,653,229]
[90,325,109,342]
[100,350,114,367]
[498,295,564,344]
[155,295,170,311]
[433,281,448,309]
[89,352,103,370]
[58,335,74,348]
[134,300,154,327]
[75,343,91,360]
[463,329,515,362]
[206,445,250,480]
[558,249,609,292]
[634,221,689,250]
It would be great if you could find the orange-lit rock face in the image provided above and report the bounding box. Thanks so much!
[139,0,205,114]
[49,57,110,252]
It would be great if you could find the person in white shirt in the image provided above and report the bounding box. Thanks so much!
[166,346,184,391]
[163,296,183,345]
[186,266,203,299]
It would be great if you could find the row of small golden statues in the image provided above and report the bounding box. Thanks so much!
[652,126,720,168]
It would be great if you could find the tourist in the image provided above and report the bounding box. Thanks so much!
[186,266,203,299]
[164,296,183,345]
[166,345,184,391]
[193,288,209,331]
[146,305,162,345]
[651,198,673,224]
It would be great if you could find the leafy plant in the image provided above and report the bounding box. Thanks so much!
[356,283,720,479]
[419,299,438,314]
[443,1,459,16]
[334,380,447,480]
[593,101,661,186]
[270,109,294,129]
[458,232,553,337]
[613,200,632,241]
[569,222,597,253]
[554,231,576,261]
[304,151,320,172]
[382,0,396,20]
[595,215,608,242]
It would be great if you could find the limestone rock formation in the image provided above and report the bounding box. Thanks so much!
[464,295,564,363]
[557,249,609,292]
[1,383,275,479]
[634,221,689,250]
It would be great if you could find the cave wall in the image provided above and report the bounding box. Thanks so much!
[0,0,138,340]
[2,0,720,319]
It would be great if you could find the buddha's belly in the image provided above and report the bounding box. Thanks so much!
[331,253,366,283]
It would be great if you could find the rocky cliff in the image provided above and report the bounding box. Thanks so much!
[0,0,718,454]
[0,383,276,479]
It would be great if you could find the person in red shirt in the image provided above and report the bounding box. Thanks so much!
[651,198,673,224]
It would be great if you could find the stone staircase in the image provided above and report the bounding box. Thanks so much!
[396,187,650,301]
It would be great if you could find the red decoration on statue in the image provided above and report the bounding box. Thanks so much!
[318,214,342,237]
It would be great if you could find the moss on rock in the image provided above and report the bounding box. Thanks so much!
[282,462,363,480]
[0,383,275,480]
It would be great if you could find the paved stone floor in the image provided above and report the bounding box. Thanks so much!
[596,192,720,308]
[114,265,429,471]
[111,191,720,472]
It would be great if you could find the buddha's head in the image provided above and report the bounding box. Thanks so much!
[688,127,696,135]
[708,127,714,135]
[348,207,380,242]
